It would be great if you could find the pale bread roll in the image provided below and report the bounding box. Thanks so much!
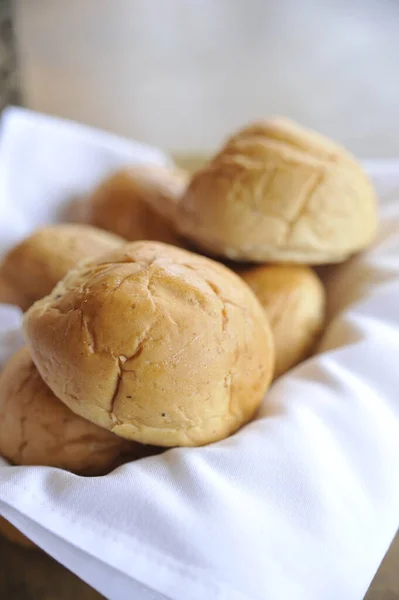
[0,348,153,547]
[0,348,148,474]
[241,265,325,377]
[141,117,378,264]
[0,225,124,310]
[24,242,274,447]
[0,274,29,310]
[86,165,188,246]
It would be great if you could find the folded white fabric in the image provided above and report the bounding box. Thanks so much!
[1,108,399,600]
[0,106,171,255]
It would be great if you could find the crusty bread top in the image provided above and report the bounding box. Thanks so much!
[87,165,188,245]
[24,241,274,447]
[175,117,378,264]
[0,224,124,309]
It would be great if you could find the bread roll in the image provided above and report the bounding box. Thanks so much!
[0,517,35,549]
[0,224,124,310]
[24,242,274,447]
[0,348,146,475]
[86,166,188,245]
[241,265,325,377]
[145,117,377,264]
[0,274,29,310]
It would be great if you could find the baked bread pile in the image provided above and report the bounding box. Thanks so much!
[0,117,378,546]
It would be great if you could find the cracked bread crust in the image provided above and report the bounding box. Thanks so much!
[86,165,189,246]
[0,348,146,474]
[0,225,125,310]
[24,242,274,447]
[176,117,378,264]
[240,265,325,378]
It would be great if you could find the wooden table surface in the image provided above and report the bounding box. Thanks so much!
[0,529,398,600]
[0,535,103,600]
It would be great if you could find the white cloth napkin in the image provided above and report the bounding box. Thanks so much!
[1,107,399,600]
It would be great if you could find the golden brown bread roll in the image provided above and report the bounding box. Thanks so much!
[0,348,147,475]
[0,517,35,548]
[0,274,30,310]
[143,117,378,264]
[86,165,188,245]
[0,225,124,310]
[240,265,325,378]
[24,242,274,447]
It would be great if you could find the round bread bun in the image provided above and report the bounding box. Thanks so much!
[0,224,124,310]
[0,348,148,475]
[24,242,274,447]
[165,117,378,264]
[240,265,325,378]
[0,517,35,549]
[86,165,188,246]
[0,274,30,310]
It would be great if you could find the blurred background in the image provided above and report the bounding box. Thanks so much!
[1,1,399,599]
[6,0,399,158]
